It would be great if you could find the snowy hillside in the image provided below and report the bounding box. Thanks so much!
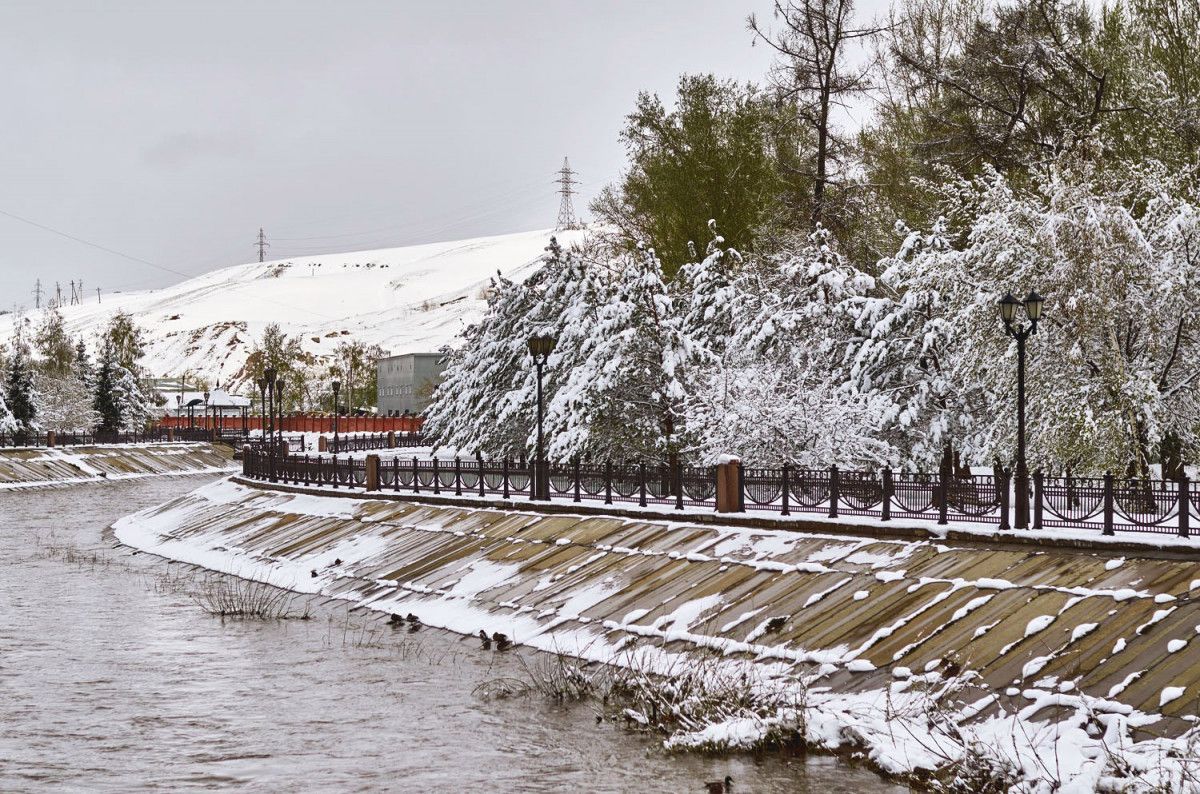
[1,228,586,391]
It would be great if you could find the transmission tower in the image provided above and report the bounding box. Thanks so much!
[33,278,42,309]
[255,227,270,262]
[554,157,580,231]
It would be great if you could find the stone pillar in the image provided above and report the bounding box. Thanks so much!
[167,427,175,442]
[318,435,328,453]
[280,441,290,456]
[387,430,396,448]
[365,454,380,491]
[47,430,55,448]
[715,456,742,513]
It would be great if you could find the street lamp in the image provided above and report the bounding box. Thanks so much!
[265,367,277,482]
[203,390,210,435]
[999,289,1045,529]
[275,378,285,451]
[527,333,557,500]
[331,380,341,451]
[256,377,267,440]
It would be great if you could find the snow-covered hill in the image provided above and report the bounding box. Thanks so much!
[1,228,585,390]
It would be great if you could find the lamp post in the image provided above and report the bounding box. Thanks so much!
[527,333,557,500]
[256,377,267,441]
[265,367,277,482]
[999,290,1045,530]
[332,380,341,452]
[275,378,285,451]
[203,390,210,436]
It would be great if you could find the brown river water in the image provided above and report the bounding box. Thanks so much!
[0,475,905,792]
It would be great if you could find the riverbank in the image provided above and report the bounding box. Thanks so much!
[114,476,1200,791]
[0,443,236,490]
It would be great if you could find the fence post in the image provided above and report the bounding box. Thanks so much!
[502,457,510,500]
[674,461,684,511]
[1103,471,1115,536]
[737,461,746,512]
[413,457,420,494]
[1033,469,1044,530]
[717,458,741,513]
[828,465,839,518]
[529,456,537,502]
[638,462,648,507]
[781,463,790,516]
[432,458,440,494]
[1179,474,1190,539]
[573,459,581,503]
[393,457,400,492]
[880,468,892,521]
[454,457,462,496]
[46,431,55,448]
[937,469,948,525]
[332,455,339,489]
[478,454,485,497]
[365,455,380,492]
[604,460,613,505]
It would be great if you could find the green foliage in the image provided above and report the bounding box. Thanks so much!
[591,74,808,278]
[33,309,75,378]
[102,311,145,373]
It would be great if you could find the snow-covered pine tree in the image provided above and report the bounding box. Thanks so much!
[552,243,691,463]
[74,338,95,393]
[112,363,149,432]
[425,269,545,457]
[0,379,17,435]
[5,340,38,432]
[685,224,888,466]
[426,236,608,458]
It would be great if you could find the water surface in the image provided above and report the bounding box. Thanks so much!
[0,476,903,792]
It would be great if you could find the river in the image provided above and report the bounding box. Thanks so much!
[0,476,903,792]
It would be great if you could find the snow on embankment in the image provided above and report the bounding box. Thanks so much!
[115,479,1200,790]
[0,443,235,490]
[0,228,586,388]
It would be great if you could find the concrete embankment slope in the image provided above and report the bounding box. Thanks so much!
[114,477,1200,786]
[0,443,235,489]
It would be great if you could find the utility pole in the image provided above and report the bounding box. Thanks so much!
[54,281,62,308]
[33,279,42,309]
[255,227,270,263]
[554,157,580,231]
[96,287,101,304]
[77,280,83,305]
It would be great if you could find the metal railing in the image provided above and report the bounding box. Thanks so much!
[326,432,426,454]
[0,430,172,448]
[240,451,1200,538]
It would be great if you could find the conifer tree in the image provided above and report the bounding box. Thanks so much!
[5,344,37,431]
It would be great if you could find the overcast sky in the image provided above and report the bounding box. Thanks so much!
[0,0,887,309]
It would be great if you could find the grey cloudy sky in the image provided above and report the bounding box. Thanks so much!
[0,0,885,308]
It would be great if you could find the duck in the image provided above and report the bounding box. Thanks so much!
[333,558,343,566]
[388,613,405,626]
[492,632,511,651]
[478,630,492,649]
[310,569,318,578]
[406,613,421,632]
[704,775,732,793]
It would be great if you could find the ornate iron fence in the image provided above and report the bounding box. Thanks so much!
[238,451,1200,538]
[0,430,173,448]
[327,432,425,454]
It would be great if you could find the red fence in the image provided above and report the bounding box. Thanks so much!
[158,414,423,434]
